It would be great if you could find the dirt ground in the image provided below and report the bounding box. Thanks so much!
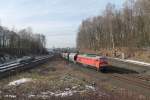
[0,56,150,100]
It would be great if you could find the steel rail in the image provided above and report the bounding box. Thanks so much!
[0,55,53,77]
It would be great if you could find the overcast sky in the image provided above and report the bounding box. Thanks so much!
[0,0,125,48]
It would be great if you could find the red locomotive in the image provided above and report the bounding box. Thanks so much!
[76,54,108,71]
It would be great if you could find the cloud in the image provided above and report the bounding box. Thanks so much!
[0,0,125,48]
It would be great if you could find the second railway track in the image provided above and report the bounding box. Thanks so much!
[0,55,53,79]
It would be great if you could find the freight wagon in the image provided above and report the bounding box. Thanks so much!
[61,53,69,60]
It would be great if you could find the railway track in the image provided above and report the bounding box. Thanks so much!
[70,62,150,92]
[0,55,53,78]
[111,74,150,90]
[136,75,150,82]
[123,74,150,82]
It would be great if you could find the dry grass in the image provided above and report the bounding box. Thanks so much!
[0,59,96,99]
[0,57,149,100]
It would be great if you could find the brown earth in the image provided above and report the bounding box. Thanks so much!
[0,56,150,100]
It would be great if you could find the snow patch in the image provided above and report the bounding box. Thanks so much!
[5,95,16,98]
[72,86,78,89]
[8,78,32,86]
[85,85,96,91]
[28,86,95,98]
[48,85,95,97]
[52,90,74,97]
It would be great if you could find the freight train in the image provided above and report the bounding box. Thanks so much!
[61,53,108,72]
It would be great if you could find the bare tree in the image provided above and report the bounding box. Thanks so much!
[77,0,150,51]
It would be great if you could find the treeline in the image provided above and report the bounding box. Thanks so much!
[0,26,47,56]
[77,0,150,51]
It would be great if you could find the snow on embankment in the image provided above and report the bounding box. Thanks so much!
[108,57,150,74]
[109,57,150,67]
[126,60,150,66]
